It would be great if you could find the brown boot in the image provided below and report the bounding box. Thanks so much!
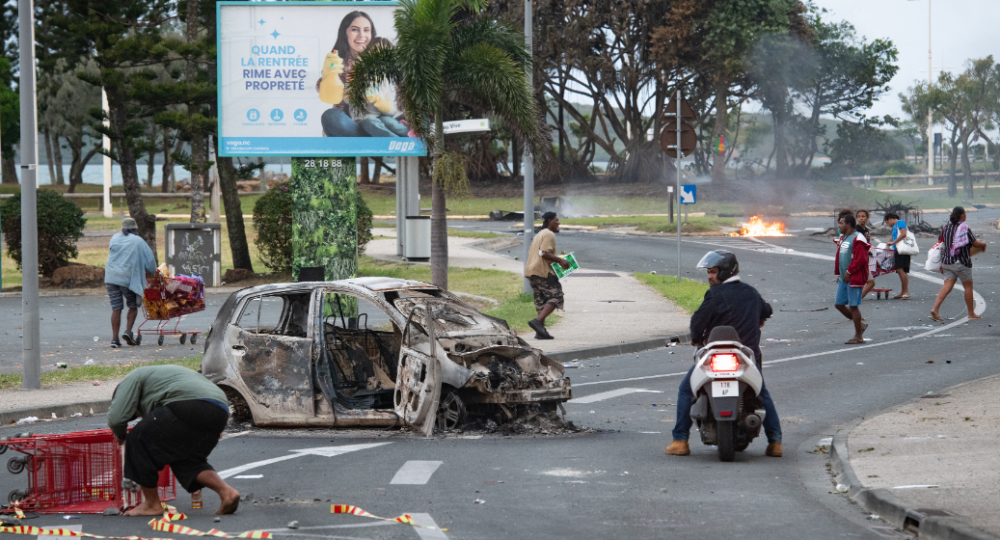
[665,440,690,456]
[765,442,782,457]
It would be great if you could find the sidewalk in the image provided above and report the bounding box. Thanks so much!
[846,373,1000,537]
[364,232,690,354]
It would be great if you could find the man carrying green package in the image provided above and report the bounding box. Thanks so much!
[525,212,571,340]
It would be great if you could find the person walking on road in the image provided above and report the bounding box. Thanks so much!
[108,365,240,516]
[104,217,156,348]
[856,210,878,299]
[665,250,783,458]
[525,212,570,340]
[884,212,912,299]
[835,214,870,344]
[930,206,986,321]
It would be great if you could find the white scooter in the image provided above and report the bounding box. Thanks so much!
[690,326,765,462]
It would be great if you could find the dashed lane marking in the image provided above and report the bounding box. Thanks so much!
[410,514,448,540]
[567,388,663,403]
[390,461,443,485]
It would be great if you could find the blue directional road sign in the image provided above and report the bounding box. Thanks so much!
[680,184,696,204]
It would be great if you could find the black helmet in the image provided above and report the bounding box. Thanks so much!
[696,250,739,282]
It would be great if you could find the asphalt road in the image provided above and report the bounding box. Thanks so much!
[3,214,1000,538]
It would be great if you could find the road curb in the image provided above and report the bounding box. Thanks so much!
[546,332,690,363]
[829,430,1000,540]
[0,400,112,427]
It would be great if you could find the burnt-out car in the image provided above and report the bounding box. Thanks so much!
[201,277,572,433]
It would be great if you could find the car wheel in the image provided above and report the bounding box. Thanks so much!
[436,390,467,431]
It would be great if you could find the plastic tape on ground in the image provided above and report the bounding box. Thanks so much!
[0,505,270,540]
[331,504,448,532]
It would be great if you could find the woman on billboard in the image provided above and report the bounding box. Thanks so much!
[317,11,409,137]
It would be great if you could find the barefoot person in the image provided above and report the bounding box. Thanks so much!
[884,212,912,299]
[108,365,239,516]
[930,206,986,321]
[834,214,870,344]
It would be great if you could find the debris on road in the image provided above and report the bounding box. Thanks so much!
[286,521,299,530]
[16,417,38,425]
[474,499,486,504]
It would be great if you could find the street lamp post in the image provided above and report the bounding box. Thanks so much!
[926,0,933,184]
[19,0,41,389]
[522,0,534,294]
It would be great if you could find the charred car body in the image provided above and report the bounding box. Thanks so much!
[201,278,572,433]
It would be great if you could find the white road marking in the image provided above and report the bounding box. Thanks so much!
[390,461,443,485]
[218,443,391,479]
[234,474,263,479]
[567,388,662,403]
[411,514,449,540]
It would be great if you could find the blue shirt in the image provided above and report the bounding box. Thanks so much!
[104,232,156,297]
[891,220,907,252]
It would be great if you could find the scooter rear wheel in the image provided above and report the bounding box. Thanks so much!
[717,420,736,462]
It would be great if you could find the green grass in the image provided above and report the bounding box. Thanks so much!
[0,357,201,390]
[634,273,709,313]
[358,192,743,217]
[359,256,551,332]
[561,215,737,234]
[811,178,1000,214]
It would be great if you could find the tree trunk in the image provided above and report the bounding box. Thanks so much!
[106,85,157,261]
[947,136,959,198]
[146,144,155,187]
[44,130,56,185]
[359,156,370,184]
[711,77,728,183]
[217,155,254,272]
[961,136,973,199]
[430,111,448,289]
[511,138,520,179]
[1,157,17,184]
[189,134,206,222]
[773,106,788,179]
[52,135,65,185]
[372,157,383,184]
[161,129,172,193]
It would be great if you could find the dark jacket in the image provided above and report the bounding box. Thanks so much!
[690,279,773,364]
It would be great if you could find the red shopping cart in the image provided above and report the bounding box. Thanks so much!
[1,429,176,514]
[137,273,206,346]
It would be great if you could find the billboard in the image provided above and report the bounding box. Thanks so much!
[217,2,426,157]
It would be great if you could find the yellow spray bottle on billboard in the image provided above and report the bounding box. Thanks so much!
[319,50,345,104]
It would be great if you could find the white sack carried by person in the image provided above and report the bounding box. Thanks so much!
[924,242,943,273]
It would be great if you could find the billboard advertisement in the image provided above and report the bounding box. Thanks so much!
[217,2,426,157]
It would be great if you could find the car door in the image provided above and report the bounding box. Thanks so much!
[228,293,316,422]
[394,304,442,435]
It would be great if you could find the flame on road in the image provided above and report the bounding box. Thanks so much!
[730,215,788,237]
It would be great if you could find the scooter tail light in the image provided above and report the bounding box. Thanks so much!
[720,411,733,417]
[709,353,740,372]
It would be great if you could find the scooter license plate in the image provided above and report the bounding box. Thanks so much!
[712,380,739,397]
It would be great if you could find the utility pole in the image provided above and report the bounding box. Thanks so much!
[521,0,534,294]
[19,0,41,389]
[675,89,681,281]
[926,0,934,184]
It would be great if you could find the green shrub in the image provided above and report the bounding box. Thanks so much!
[252,183,294,273]
[252,182,374,273]
[0,190,86,277]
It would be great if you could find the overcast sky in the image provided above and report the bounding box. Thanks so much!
[811,0,1000,121]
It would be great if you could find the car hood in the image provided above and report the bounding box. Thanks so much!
[393,297,515,339]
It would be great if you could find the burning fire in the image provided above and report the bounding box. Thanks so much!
[729,215,788,237]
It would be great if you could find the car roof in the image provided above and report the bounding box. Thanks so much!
[231,277,439,299]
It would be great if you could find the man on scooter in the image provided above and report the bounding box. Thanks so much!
[665,250,783,457]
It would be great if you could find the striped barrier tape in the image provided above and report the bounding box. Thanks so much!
[330,505,447,532]
[0,503,270,540]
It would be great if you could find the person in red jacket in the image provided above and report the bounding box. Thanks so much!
[834,214,870,344]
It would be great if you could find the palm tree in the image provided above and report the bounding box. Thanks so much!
[348,0,541,289]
